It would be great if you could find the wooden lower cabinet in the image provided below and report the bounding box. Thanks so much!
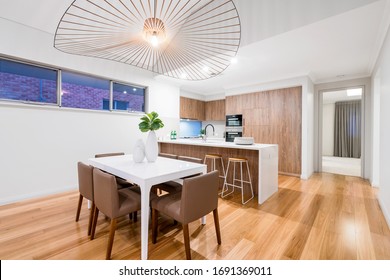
[160,143,259,195]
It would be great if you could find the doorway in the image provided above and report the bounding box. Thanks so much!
[321,88,363,177]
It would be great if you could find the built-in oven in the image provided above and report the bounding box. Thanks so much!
[226,114,243,127]
[225,114,243,142]
[225,127,243,142]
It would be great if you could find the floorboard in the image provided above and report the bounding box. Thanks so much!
[0,173,389,260]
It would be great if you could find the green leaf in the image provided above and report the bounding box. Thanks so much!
[150,123,160,131]
[146,112,154,120]
[138,111,164,132]
[139,122,150,131]
[140,116,150,122]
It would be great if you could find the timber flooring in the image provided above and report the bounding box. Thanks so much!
[0,173,389,260]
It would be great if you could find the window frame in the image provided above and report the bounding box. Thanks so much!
[0,56,148,114]
[0,57,60,106]
[111,81,147,113]
[60,69,111,111]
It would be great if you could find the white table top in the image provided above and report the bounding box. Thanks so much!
[88,154,207,186]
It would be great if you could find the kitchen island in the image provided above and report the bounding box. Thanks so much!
[158,139,278,204]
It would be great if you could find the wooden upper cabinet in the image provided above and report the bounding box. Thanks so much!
[180,96,205,120]
[205,99,225,121]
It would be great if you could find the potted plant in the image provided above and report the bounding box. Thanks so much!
[200,128,206,140]
[138,111,164,162]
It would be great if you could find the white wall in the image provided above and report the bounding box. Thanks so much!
[0,18,180,205]
[372,21,390,226]
[371,71,381,187]
[180,90,206,101]
[305,78,315,180]
[322,103,335,156]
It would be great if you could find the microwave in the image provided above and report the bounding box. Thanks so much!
[226,114,243,127]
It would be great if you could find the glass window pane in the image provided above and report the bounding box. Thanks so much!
[112,82,145,112]
[61,71,110,110]
[0,59,57,104]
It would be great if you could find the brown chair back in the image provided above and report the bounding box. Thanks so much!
[77,162,94,201]
[95,152,125,158]
[93,168,120,219]
[91,168,141,260]
[159,153,178,159]
[178,155,202,164]
[181,170,219,224]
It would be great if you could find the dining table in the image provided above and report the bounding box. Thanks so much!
[87,154,207,260]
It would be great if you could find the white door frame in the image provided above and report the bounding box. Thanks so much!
[317,86,365,177]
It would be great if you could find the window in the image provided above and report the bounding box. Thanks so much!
[112,82,145,112]
[61,71,110,110]
[0,57,147,113]
[0,59,57,104]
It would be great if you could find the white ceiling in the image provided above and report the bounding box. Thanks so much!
[0,0,389,96]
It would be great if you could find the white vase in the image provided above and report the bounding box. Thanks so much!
[145,130,158,162]
[133,139,145,163]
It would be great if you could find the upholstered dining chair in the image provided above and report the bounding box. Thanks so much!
[94,152,125,158]
[95,152,139,220]
[90,168,141,260]
[151,170,221,260]
[177,155,203,164]
[75,162,95,236]
[158,152,178,159]
[153,153,179,195]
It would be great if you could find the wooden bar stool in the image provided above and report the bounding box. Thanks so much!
[203,154,226,179]
[222,157,254,204]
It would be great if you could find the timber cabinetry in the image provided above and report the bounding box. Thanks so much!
[205,99,225,121]
[225,86,302,176]
[180,96,205,120]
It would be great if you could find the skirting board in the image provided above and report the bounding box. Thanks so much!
[0,185,77,206]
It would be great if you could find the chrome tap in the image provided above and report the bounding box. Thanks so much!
[204,124,215,140]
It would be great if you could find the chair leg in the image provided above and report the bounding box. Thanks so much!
[90,208,99,240]
[182,224,191,260]
[87,202,95,236]
[75,194,83,222]
[152,208,158,244]
[213,209,222,245]
[106,218,117,260]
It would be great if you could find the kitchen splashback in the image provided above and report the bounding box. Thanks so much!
[179,120,202,138]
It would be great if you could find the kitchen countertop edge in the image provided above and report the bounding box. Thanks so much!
[158,139,277,151]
